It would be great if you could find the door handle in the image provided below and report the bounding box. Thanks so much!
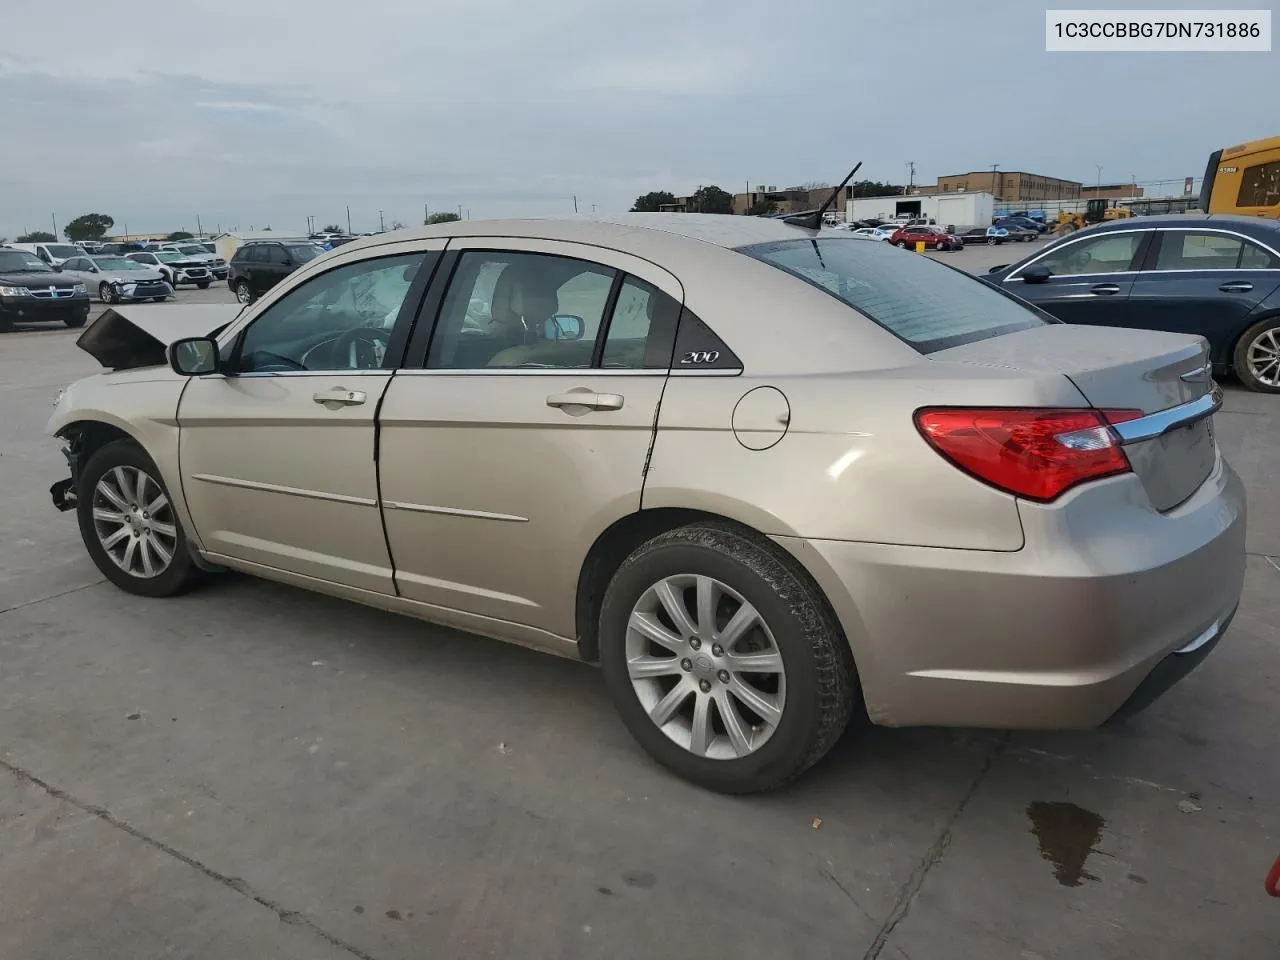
[1089,283,1122,295]
[312,387,367,406]
[1218,281,1253,293]
[546,391,624,411]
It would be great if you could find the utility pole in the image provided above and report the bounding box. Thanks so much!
[457,204,463,219]
[592,204,596,213]
[378,210,385,232]
[346,205,352,234]
[51,213,58,239]
[573,195,578,213]
[1096,164,1103,189]
[424,203,429,225]
[197,214,203,237]
[991,163,1001,201]
[905,161,916,192]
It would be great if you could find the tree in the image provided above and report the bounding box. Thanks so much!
[16,230,56,242]
[389,219,406,230]
[630,190,676,212]
[322,224,342,233]
[851,180,905,198]
[426,212,461,224]
[789,180,831,191]
[64,213,115,242]
[262,225,273,231]
[745,199,778,216]
[167,230,193,241]
[688,185,734,214]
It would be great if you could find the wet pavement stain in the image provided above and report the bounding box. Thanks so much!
[1027,801,1105,887]
[622,871,656,889]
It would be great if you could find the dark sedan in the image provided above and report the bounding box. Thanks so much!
[992,219,1040,242]
[984,214,1280,392]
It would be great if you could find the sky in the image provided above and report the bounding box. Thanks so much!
[0,0,1275,238]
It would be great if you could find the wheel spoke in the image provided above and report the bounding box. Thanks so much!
[101,526,131,549]
[689,693,713,757]
[714,689,753,756]
[654,580,696,638]
[150,520,177,540]
[717,600,760,648]
[648,680,692,727]
[727,677,783,727]
[112,467,136,505]
[629,611,685,654]
[694,575,716,637]
[120,536,139,573]
[96,478,128,511]
[627,655,684,679]
[726,648,784,674]
[93,507,125,524]
[139,538,156,577]
[145,491,169,515]
[148,534,173,567]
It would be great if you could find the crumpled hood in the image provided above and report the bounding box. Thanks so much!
[76,303,243,370]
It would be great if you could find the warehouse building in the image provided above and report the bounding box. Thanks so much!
[845,191,995,230]
[932,170,1082,203]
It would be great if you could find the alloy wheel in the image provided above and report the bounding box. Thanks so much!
[235,282,251,304]
[1247,328,1280,387]
[91,465,178,579]
[625,574,787,760]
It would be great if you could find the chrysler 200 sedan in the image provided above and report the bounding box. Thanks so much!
[46,215,1246,794]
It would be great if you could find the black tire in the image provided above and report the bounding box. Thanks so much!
[1233,317,1280,393]
[196,281,211,289]
[76,439,204,598]
[234,280,252,304]
[63,313,87,328]
[598,522,857,794]
[98,282,115,304]
[895,240,907,248]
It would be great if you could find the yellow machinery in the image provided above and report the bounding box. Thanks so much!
[1052,199,1134,234]
[1200,136,1280,218]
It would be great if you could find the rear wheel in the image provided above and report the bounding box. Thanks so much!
[935,240,946,251]
[599,522,856,794]
[895,240,907,248]
[234,280,252,304]
[1234,317,1280,393]
[76,440,204,597]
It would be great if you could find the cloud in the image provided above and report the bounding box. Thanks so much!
[0,0,1275,236]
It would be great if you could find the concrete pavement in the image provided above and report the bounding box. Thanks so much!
[0,265,1277,959]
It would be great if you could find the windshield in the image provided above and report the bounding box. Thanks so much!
[0,251,52,272]
[176,245,207,255]
[93,257,148,270]
[739,237,1048,354]
[287,244,320,262]
[154,251,184,263]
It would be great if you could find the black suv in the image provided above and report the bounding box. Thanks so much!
[0,248,91,331]
[227,240,321,303]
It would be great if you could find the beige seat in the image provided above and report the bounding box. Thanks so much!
[486,266,592,368]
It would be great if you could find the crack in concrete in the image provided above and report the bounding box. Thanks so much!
[0,758,381,960]
[0,579,104,617]
[861,734,1009,960]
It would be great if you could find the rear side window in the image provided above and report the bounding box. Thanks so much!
[739,237,1047,354]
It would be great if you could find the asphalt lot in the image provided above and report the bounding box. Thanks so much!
[2,240,1278,959]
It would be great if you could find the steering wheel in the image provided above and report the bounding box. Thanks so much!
[330,326,393,369]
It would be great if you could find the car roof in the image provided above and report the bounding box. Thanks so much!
[1079,213,1280,239]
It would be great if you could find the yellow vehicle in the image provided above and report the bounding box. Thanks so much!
[1200,136,1280,218]
[1052,199,1134,234]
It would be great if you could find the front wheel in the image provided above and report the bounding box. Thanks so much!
[63,313,87,328]
[1234,318,1280,393]
[935,240,946,251]
[598,522,857,794]
[895,240,907,248]
[99,282,115,304]
[76,440,204,597]
[234,280,252,304]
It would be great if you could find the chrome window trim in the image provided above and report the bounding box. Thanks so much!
[1110,386,1223,445]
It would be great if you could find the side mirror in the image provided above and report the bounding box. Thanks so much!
[543,314,585,341]
[168,337,220,376]
[1023,265,1052,284]
[52,264,63,272]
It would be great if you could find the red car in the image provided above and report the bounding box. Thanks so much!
[889,224,962,251]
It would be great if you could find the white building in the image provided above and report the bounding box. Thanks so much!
[846,191,995,231]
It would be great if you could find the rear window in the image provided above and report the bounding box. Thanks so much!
[739,238,1049,353]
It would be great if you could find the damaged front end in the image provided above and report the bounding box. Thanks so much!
[50,431,84,511]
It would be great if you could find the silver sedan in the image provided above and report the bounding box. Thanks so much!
[58,255,173,303]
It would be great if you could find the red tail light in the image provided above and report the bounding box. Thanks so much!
[914,407,1143,502]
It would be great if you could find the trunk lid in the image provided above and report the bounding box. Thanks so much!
[77,304,242,371]
[932,324,1218,511]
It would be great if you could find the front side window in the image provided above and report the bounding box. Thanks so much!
[235,253,427,373]
[427,251,615,369]
[0,251,51,272]
[1027,232,1145,277]
[740,237,1047,354]
[1236,160,1280,209]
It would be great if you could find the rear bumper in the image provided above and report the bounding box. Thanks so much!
[776,457,1247,729]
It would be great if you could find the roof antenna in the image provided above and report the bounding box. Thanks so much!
[783,162,863,230]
